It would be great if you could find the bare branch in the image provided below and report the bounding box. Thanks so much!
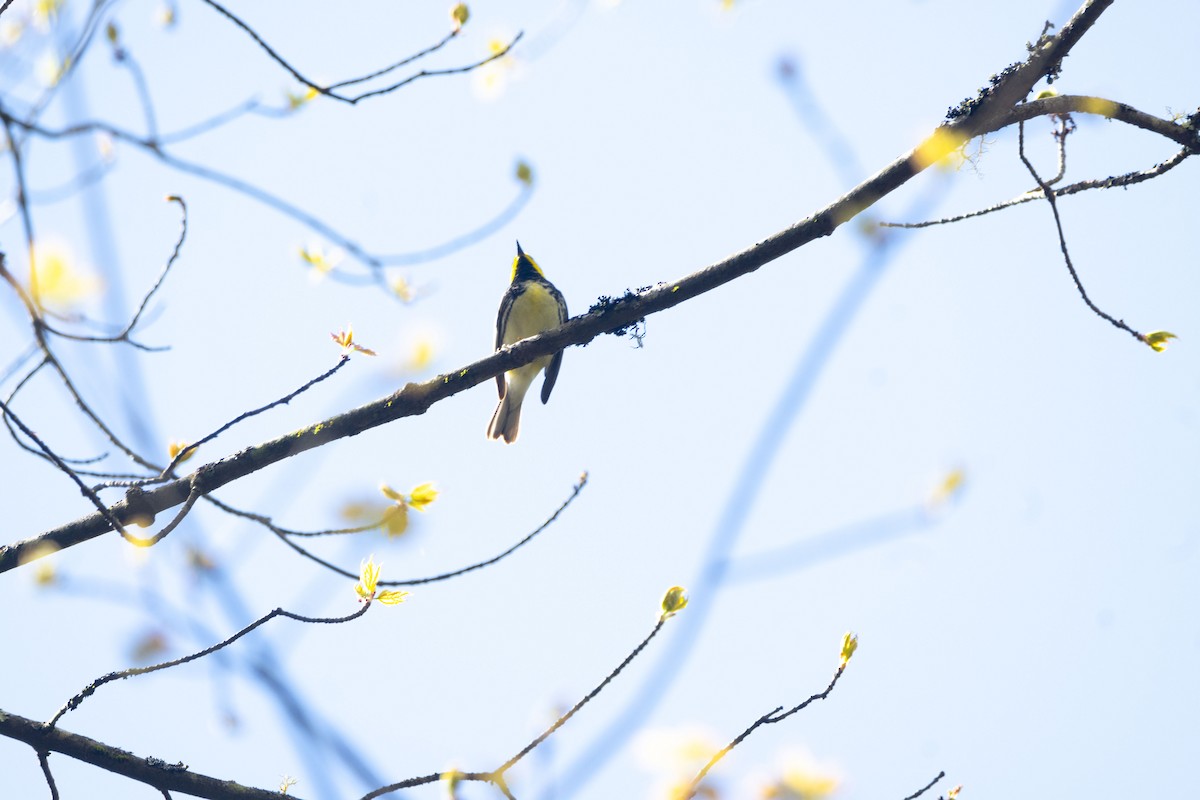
[197,0,521,105]
[206,471,588,586]
[884,95,1197,229]
[100,354,352,488]
[682,663,848,799]
[48,603,371,728]
[326,29,460,91]
[1017,119,1145,343]
[903,771,948,800]
[0,116,42,317]
[0,707,298,800]
[110,34,160,140]
[38,749,59,800]
[497,619,665,774]
[881,146,1190,228]
[1004,95,1200,151]
[1,105,533,280]
[0,0,1139,572]
[361,611,673,800]
[27,159,117,205]
[157,98,265,145]
[37,195,189,350]
[386,471,589,587]
[0,397,138,546]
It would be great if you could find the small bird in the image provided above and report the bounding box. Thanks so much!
[488,242,568,443]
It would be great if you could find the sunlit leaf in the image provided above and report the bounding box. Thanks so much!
[408,482,438,512]
[661,585,688,618]
[763,748,841,800]
[390,275,416,303]
[355,555,381,600]
[331,325,377,356]
[30,240,101,311]
[382,504,409,538]
[515,160,534,187]
[168,440,196,464]
[839,631,858,667]
[450,3,469,32]
[376,588,409,605]
[130,630,169,663]
[1143,330,1177,353]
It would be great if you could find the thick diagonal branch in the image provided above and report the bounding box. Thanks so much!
[0,708,295,800]
[0,0,1126,574]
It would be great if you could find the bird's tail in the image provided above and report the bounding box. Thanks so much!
[487,392,523,443]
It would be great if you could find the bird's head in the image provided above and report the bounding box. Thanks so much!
[512,240,546,281]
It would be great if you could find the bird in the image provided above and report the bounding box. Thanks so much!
[487,241,568,443]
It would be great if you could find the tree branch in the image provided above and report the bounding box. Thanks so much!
[1004,94,1200,151]
[197,0,520,105]
[0,708,297,800]
[0,0,1132,573]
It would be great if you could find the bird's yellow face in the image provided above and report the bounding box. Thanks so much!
[512,251,545,282]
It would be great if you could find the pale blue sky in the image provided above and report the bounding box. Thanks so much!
[2,1,1198,799]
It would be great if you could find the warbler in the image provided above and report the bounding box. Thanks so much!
[487,242,568,443]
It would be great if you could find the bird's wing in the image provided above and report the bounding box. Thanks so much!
[494,284,517,398]
[540,283,568,404]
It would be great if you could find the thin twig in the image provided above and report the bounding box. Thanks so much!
[903,771,947,800]
[682,664,847,798]
[1018,118,1144,343]
[120,195,187,337]
[1,358,140,473]
[38,750,59,800]
[27,159,117,205]
[387,472,588,586]
[47,602,371,728]
[2,102,534,281]
[164,354,350,473]
[880,147,1189,228]
[361,613,673,800]
[358,772,445,799]
[1048,113,1075,184]
[112,40,159,140]
[206,472,588,586]
[499,617,667,774]
[0,358,116,468]
[0,397,137,545]
[132,483,201,547]
[209,498,401,539]
[44,355,159,470]
[0,341,39,386]
[197,0,521,105]
[27,0,119,127]
[38,195,188,350]
[0,0,1144,573]
[0,114,42,316]
[1004,94,1200,151]
[326,29,459,90]
[101,355,351,488]
[883,96,1193,230]
[340,34,524,104]
[157,98,263,145]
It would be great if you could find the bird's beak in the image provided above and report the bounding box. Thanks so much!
[516,240,525,257]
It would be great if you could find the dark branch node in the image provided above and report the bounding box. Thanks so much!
[945,62,1022,121]
[589,285,654,341]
